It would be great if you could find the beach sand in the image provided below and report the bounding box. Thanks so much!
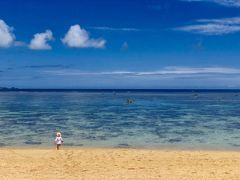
[0,148,239,180]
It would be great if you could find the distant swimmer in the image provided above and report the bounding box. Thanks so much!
[193,93,199,99]
[127,98,134,104]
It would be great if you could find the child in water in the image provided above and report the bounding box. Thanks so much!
[55,132,64,150]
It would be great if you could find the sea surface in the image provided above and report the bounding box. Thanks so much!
[0,90,240,150]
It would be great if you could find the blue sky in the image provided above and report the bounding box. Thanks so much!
[1,0,240,88]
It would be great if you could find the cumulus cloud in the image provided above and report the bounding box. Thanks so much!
[175,17,240,35]
[183,0,240,7]
[62,24,106,48]
[29,30,53,50]
[0,19,15,48]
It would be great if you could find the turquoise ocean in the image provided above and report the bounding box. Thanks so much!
[0,90,240,150]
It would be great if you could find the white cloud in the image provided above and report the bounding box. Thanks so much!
[183,0,240,7]
[177,24,240,35]
[175,17,240,35]
[14,41,27,47]
[90,26,140,31]
[197,17,240,24]
[29,30,53,50]
[121,41,128,49]
[0,19,15,48]
[136,67,240,75]
[45,67,240,76]
[62,24,106,48]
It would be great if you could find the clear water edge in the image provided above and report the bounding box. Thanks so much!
[0,91,240,150]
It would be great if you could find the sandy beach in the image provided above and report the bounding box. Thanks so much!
[0,148,239,180]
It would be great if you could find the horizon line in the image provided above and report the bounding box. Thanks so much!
[1,88,240,92]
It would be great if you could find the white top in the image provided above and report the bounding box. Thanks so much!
[55,137,63,145]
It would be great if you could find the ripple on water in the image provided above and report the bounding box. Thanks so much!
[0,91,240,150]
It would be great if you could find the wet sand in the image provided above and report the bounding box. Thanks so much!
[0,148,239,179]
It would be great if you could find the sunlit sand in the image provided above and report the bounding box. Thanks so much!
[0,148,239,179]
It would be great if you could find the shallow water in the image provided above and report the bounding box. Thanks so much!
[0,90,240,150]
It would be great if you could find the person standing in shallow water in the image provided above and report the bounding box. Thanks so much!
[54,132,64,150]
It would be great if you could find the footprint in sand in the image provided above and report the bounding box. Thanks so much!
[128,168,135,170]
